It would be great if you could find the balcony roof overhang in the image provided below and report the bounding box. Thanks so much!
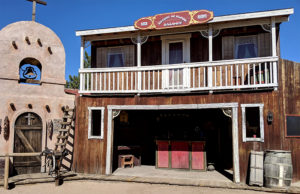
[76,8,294,39]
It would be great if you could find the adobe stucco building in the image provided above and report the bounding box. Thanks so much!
[0,21,75,175]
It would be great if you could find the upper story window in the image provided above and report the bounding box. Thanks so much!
[234,36,258,59]
[96,45,134,68]
[19,58,42,85]
[222,32,271,60]
[108,48,124,67]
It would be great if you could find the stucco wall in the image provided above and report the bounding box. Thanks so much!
[0,21,75,171]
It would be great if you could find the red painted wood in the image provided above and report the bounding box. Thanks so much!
[134,17,153,30]
[192,10,214,23]
[134,10,213,30]
[157,141,169,168]
[191,142,205,170]
[154,11,191,29]
[171,141,189,169]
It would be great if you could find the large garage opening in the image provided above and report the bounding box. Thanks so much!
[112,108,233,181]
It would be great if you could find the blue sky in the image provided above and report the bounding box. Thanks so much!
[1,0,299,80]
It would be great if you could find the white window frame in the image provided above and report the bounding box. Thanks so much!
[234,35,258,59]
[161,34,191,88]
[88,107,105,139]
[161,33,191,64]
[241,104,264,142]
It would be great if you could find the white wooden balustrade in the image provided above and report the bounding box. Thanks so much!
[79,56,278,94]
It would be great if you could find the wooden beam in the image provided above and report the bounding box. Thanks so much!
[4,155,9,190]
[0,152,41,157]
[27,0,47,5]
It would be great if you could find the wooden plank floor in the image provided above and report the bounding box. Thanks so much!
[113,165,232,182]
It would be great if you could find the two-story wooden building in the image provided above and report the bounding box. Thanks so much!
[73,8,300,184]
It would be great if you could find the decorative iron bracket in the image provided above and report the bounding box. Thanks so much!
[131,35,148,45]
[4,116,9,141]
[47,119,53,140]
[112,110,121,119]
[222,108,232,118]
[200,29,221,38]
[261,24,271,32]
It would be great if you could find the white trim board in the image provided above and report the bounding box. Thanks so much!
[105,103,240,183]
[241,104,264,142]
[88,107,105,139]
[76,8,293,37]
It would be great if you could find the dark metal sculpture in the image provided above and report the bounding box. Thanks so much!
[4,116,9,141]
[47,119,53,140]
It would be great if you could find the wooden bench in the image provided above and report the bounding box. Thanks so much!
[120,154,134,168]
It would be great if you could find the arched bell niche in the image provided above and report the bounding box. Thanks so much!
[19,57,42,85]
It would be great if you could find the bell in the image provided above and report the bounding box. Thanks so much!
[25,67,35,76]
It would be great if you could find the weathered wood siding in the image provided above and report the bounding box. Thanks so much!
[73,59,300,183]
[279,59,300,181]
[90,25,277,68]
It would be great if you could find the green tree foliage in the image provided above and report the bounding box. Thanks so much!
[65,51,91,89]
[65,75,80,89]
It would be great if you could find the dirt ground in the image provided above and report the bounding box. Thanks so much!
[1,181,272,194]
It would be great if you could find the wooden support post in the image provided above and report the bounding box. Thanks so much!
[106,109,113,175]
[80,38,85,91]
[137,33,142,94]
[4,155,9,190]
[208,25,213,90]
[271,17,278,90]
[232,107,240,183]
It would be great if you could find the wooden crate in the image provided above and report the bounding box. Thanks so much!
[249,150,264,186]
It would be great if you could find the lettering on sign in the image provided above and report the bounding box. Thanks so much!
[53,119,62,133]
[134,10,213,30]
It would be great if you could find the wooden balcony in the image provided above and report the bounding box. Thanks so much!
[79,56,278,95]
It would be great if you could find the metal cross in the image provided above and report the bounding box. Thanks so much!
[27,0,47,22]
[25,113,35,126]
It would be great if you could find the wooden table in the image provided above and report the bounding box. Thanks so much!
[117,145,141,167]
[156,140,206,171]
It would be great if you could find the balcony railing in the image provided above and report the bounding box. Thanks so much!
[79,56,278,94]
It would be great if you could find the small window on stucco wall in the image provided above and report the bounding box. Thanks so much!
[88,107,104,139]
[19,57,42,85]
[241,104,264,142]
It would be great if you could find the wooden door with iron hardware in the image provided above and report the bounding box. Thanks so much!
[13,112,42,174]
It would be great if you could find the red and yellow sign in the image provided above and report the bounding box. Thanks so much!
[134,10,213,30]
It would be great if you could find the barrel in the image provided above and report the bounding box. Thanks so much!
[264,150,293,188]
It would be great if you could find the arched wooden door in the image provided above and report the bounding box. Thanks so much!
[13,112,42,174]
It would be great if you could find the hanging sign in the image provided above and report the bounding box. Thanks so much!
[134,10,213,30]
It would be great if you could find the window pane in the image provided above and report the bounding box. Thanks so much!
[245,107,260,138]
[235,36,258,59]
[286,116,300,136]
[91,110,102,136]
[169,42,183,64]
[108,53,124,67]
[237,44,257,59]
